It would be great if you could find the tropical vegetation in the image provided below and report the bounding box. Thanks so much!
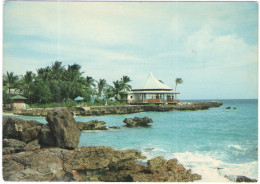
[175,78,183,91]
[3,61,132,106]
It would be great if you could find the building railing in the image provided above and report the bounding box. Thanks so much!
[127,99,179,104]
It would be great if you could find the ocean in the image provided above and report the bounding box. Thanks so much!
[4,99,258,182]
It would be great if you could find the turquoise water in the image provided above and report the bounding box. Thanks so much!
[4,99,258,181]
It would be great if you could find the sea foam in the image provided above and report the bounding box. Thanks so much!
[141,149,258,182]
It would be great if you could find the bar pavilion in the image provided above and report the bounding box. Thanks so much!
[127,72,180,104]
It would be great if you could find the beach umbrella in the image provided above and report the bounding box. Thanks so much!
[74,96,84,101]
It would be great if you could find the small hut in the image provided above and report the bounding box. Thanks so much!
[10,95,27,110]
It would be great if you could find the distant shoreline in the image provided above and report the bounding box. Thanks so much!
[3,101,223,117]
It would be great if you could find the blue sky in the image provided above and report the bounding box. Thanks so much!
[3,1,258,99]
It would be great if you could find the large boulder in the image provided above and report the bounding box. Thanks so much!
[77,120,108,131]
[3,117,43,143]
[123,117,153,127]
[3,146,144,182]
[46,108,80,149]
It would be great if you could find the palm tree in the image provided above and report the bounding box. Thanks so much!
[96,79,107,97]
[112,80,124,100]
[103,85,115,99]
[37,67,51,81]
[50,61,65,80]
[20,71,35,103]
[3,71,19,94]
[64,63,83,82]
[120,76,132,92]
[175,78,183,91]
[85,76,96,95]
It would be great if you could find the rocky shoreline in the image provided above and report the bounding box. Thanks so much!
[3,107,257,182]
[6,101,223,117]
[3,108,202,182]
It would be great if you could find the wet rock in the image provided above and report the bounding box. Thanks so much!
[3,117,43,143]
[236,176,257,182]
[225,107,231,109]
[123,117,153,127]
[77,120,108,131]
[46,108,80,149]
[108,126,120,129]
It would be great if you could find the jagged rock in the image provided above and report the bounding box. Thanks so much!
[123,117,153,127]
[46,108,80,149]
[3,148,71,181]
[77,120,108,131]
[40,124,56,146]
[63,146,145,171]
[147,156,168,172]
[99,156,201,182]
[3,117,43,143]
[3,146,144,182]
[3,144,202,182]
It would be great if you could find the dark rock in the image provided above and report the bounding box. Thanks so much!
[3,138,26,149]
[226,107,231,109]
[233,107,237,109]
[77,120,108,131]
[236,176,257,182]
[3,117,43,143]
[123,117,153,127]
[46,108,80,149]
[108,126,120,129]
[40,124,56,146]
[144,148,155,151]
[3,138,27,154]
[3,147,17,155]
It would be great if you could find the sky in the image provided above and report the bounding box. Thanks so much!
[3,1,258,100]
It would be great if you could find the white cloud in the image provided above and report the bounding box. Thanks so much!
[3,1,258,99]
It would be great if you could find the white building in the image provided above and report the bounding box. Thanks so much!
[127,72,180,104]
